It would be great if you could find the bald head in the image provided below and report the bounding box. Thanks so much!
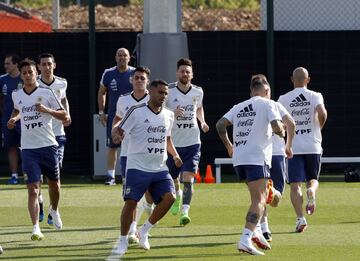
[291,67,310,87]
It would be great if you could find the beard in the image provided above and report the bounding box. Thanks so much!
[179,77,190,85]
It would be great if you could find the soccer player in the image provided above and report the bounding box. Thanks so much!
[0,54,22,185]
[112,66,151,244]
[37,53,71,225]
[165,58,209,226]
[249,75,296,242]
[111,79,182,257]
[98,48,134,185]
[216,77,285,255]
[7,59,68,240]
[278,67,327,232]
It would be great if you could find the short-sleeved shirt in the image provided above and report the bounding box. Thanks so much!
[12,86,63,149]
[0,73,23,123]
[278,87,324,154]
[115,92,149,156]
[100,66,134,116]
[272,102,290,156]
[166,82,203,147]
[223,96,281,167]
[37,75,67,136]
[119,103,174,172]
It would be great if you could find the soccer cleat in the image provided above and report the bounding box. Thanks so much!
[136,230,150,250]
[252,228,271,250]
[269,189,282,208]
[237,241,265,256]
[112,238,128,256]
[105,176,116,186]
[266,179,275,204]
[47,214,53,225]
[295,217,308,233]
[31,228,44,241]
[7,176,19,185]
[128,234,139,244]
[179,213,191,226]
[49,207,63,230]
[170,194,182,215]
[263,232,272,242]
[306,189,316,215]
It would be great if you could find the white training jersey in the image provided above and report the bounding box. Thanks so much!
[119,103,174,172]
[223,96,281,167]
[278,87,324,154]
[166,82,203,147]
[12,86,63,149]
[115,92,149,157]
[37,75,67,136]
[272,102,290,156]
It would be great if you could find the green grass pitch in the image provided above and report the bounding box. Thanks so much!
[1,178,360,260]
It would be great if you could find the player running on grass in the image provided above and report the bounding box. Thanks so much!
[277,67,327,232]
[166,58,209,226]
[216,76,285,255]
[111,79,182,257]
[8,59,68,240]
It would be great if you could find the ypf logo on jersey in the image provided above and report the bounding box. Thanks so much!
[290,94,310,107]
[237,104,256,117]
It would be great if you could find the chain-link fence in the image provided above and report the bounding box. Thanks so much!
[261,0,360,31]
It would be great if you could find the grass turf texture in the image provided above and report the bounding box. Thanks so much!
[1,177,360,260]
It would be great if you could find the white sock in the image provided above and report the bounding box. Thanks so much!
[181,204,190,214]
[143,201,154,215]
[11,173,18,178]
[119,235,128,242]
[33,223,40,231]
[129,221,137,235]
[135,197,146,223]
[240,228,253,243]
[140,220,154,235]
[107,170,115,178]
[261,221,270,233]
[176,189,183,198]
[38,194,44,204]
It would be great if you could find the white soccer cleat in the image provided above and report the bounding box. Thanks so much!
[252,228,271,250]
[128,233,139,244]
[306,188,316,215]
[136,230,150,250]
[49,207,63,230]
[237,241,265,256]
[112,238,128,256]
[295,217,308,233]
[31,227,44,241]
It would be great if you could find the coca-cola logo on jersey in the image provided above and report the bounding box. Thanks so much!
[291,108,310,117]
[237,119,254,127]
[147,126,166,133]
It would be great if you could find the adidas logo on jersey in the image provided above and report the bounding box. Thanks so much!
[237,104,256,117]
[144,119,150,123]
[290,94,310,107]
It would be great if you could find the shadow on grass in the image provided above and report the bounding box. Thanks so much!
[338,221,360,224]
[1,226,118,236]
[122,252,240,260]
[152,232,239,239]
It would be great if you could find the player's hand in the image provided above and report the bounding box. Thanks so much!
[63,115,72,127]
[7,118,16,129]
[173,155,183,167]
[99,113,107,126]
[285,144,293,159]
[174,106,185,117]
[200,122,209,133]
[111,127,124,144]
[226,145,233,157]
[35,103,49,113]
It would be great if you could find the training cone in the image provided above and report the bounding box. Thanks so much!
[203,165,215,183]
[194,169,202,183]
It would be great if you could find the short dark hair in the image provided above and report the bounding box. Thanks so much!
[134,66,151,77]
[18,58,36,71]
[150,79,169,88]
[37,53,55,64]
[5,53,20,65]
[177,58,192,69]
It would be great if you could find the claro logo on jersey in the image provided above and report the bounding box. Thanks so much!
[147,125,166,154]
[290,94,310,107]
[237,104,256,117]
